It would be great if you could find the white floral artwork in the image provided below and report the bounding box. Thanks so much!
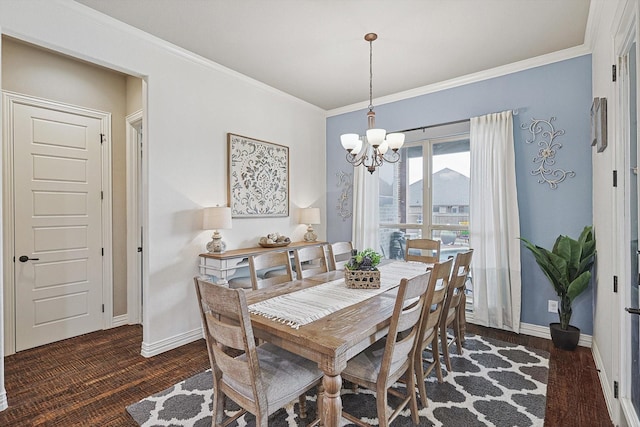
[227,133,289,217]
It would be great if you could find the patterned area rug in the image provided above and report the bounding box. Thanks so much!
[126,334,549,427]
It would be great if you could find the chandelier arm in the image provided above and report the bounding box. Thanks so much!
[380,150,401,164]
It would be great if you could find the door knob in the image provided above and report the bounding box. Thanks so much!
[626,307,640,315]
[18,255,39,262]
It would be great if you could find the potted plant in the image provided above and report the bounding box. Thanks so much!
[344,248,383,289]
[519,225,596,350]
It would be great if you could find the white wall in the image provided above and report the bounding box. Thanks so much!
[0,0,326,396]
[590,0,632,424]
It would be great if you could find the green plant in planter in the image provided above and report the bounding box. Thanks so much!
[345,248,382,271]
[519,225,596,330]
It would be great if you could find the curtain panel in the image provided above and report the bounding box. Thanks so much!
[351,165,380,254]
[469,110,522,332]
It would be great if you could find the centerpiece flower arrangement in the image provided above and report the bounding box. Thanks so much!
[344,248,383,288]
[345,248,382,271]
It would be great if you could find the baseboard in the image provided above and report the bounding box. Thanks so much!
[591,341,616,423]
[0,389,7,411]
[467,317,593,348]
[140,327,204,358]
[111,314,128,328]
[518,322,592,348]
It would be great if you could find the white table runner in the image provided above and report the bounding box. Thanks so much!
[248,261,429,329]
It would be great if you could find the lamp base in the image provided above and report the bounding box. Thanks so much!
[303,225,317,242]
[206,231,226,253]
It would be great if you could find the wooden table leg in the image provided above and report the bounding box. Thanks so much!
[321,373,342,427]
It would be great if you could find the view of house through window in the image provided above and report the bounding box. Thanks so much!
[378,124,472,307]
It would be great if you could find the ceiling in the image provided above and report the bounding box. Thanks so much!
[73,0,591,111]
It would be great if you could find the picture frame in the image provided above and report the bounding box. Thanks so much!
[227,133,289,217]
[591,97,607,153]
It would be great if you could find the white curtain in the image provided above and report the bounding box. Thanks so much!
[351,164,380,253]
[469,110,522,333]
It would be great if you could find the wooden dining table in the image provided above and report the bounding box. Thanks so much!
[244,263,428,427]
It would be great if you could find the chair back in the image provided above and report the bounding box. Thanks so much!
[328,241,353,270]
[379,271,431,385]
[443,249,474,325]
[249,251,293,289]
[418,258,453,349]
[194,278,267,414]
[405,238,441,264]
[293,245,329,279]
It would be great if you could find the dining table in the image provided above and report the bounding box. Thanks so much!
[244,260,429,427]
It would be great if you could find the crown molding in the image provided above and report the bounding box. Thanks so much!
[327,44,591,118]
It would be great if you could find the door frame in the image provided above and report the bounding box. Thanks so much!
[2,91,113,355]
[126,110,142,325]
[615,1,640,425]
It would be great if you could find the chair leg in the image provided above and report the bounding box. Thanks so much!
[299,395,307,419]
[376,383,389,427]
[406,366,420,424]
[431,335,444,383]
[415,348,429,408]
[317,383,324,426]
[213,389,225,426]
[441,323,453,372]
[453,315,463,356]
[459,294,467,343]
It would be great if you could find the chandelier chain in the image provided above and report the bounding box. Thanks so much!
[369,37,373,111]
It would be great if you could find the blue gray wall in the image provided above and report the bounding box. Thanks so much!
[326,55,594,333]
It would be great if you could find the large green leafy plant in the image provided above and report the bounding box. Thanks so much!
[345,248,382,271]
[519,226,596,330]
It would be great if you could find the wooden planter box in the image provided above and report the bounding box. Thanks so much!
[345,269,380,289]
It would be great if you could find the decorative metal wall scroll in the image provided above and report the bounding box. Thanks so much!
[228,133,289,217]
[521,117,575,189]
[335,170,353,221]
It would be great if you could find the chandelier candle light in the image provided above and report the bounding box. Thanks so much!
[203,206,232,253]
[341,33,405,174]
[299,207,320,242]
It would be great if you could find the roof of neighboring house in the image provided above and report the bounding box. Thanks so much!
[409,168,469,206]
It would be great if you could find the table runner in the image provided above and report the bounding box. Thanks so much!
[248,261,429,329]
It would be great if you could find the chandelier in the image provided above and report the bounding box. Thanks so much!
[340,33,405,174]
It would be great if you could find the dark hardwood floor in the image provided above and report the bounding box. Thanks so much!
[0,324,612,426]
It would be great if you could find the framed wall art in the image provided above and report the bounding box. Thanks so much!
[591,97,607,153]
[227,133,289,217]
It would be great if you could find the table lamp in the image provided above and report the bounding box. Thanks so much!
[203,206,232,253]
[299,207,320,242]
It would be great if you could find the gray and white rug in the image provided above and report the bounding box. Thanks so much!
[126,335,549,427]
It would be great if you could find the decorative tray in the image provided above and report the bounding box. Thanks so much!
[259,241,291,248]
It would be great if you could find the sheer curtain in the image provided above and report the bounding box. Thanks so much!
[351,165,380,253]
[469,110,522,332]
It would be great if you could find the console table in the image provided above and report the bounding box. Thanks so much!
[199,241,327,286]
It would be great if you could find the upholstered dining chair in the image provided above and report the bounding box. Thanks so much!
[249,251,294,290]
[341,271,431,427]
[194,277,323,427]
[440,249,474,371]
[405,238,441,265]
[414,258,453,408]
[293,245,329,279]
[327,241,353,271]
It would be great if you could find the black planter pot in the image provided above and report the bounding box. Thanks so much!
[549,323,580,350]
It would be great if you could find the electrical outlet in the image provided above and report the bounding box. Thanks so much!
[548,300,558,313]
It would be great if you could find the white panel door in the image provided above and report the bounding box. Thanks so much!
[13,102,104,351]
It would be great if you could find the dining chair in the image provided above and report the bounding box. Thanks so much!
[293,245,329,279]
[194,277,323,427]
[327,241,353,271]
[414,258,453,408]
[405,238,441,265]
[341,271,431,427]
[440,249,474,371]
[249,251,294,290]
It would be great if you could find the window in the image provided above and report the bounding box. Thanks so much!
[378,122,473,305]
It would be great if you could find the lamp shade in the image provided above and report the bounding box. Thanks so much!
[299,207,320,225]
[203,206,232,230]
